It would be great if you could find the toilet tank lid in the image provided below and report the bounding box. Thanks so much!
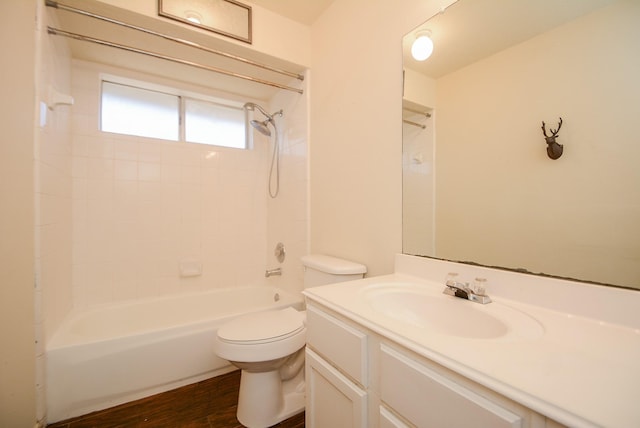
[301,254,367,275]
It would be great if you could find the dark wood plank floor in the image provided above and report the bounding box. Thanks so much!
[47,370,304,428]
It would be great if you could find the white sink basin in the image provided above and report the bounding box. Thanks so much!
[362,283,544,340]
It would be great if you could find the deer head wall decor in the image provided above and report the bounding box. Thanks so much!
[541,117,563,160]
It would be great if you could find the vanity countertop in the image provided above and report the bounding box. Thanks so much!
[303,264,640,428]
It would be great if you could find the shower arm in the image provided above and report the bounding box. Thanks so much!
[244,102,282,122]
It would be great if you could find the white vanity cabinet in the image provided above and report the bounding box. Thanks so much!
[305,304,369,427]
[305,301,567,428]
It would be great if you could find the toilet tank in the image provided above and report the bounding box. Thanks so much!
[301,254,367,288]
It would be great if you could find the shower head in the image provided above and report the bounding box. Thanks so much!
[243,102,283,137]
[250,119,272,136]
[243,102,284,199]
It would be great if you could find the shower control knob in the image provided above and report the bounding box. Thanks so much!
[274,242,286,263]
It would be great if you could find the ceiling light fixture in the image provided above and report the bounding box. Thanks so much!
[411,30,434,61]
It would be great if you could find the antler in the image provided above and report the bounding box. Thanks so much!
[541,117,562,137]
[541,121,549,137]
[550,117,563,136]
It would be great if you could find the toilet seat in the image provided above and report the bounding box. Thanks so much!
[214,307,307,363]
[217,307,305,345]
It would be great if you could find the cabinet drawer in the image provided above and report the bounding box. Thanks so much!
[380,344,523,428]
[306,304,368,386]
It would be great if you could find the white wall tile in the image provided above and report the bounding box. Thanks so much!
[137,181,161,204]
[200,149,220,169]
[86,158,113,180]
[138,141,163,163]
[161,164,181,183]
[181,165,201,184]
[114,159,137,181]
[86,179,112,200]
[87,139,113,159]
[113,139,138,160]
[138,162,161,182]
[71,156,87,178]
[180,146,202,166]
[161,144,182,165]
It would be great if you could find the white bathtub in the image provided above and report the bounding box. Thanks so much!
[46,286,303,423]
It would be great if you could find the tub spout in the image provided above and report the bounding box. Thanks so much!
[265,268,282,277]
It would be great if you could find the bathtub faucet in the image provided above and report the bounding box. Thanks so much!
[265,268,282,277]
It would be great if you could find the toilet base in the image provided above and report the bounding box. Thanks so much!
[236,366,305,428]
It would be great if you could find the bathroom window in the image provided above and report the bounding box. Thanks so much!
[101,79,247,149]
[101,81,180,141]
[184,98,246,149]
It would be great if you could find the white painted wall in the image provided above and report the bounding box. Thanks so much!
[404,67,437,108]
[0,1,37,426]
[309,0,456,276]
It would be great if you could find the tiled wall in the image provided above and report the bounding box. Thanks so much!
[69,60,307,308]
[266,78,310,294]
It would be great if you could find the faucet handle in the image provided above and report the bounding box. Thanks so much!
[471,278,487,296]
[445,272,459,283]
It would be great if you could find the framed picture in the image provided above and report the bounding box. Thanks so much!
[159,0,252,44]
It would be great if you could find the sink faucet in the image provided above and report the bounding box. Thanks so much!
[443,276,492,304]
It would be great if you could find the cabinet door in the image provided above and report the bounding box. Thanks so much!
[380,344,523,428]
[306,348,367,428]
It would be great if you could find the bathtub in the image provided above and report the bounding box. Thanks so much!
[46,286,303,423]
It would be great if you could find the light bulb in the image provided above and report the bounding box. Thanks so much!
[411,32,433,61]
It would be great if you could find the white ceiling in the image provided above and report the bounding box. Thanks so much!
[249,0,335,25]
[403,0,618,79]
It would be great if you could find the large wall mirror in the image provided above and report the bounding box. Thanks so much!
[402,0,639,289]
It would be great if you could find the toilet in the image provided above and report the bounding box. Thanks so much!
[214,254,366,428]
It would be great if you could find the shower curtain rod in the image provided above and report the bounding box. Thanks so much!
[403,107,431,118]
[403,119,426,129]
[45,0,304,82]
[47,27,304,95]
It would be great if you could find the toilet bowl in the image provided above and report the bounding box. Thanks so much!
[213,254,366,428]
[214,307,307,428]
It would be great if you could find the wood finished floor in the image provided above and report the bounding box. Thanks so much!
[47,370,304,428]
